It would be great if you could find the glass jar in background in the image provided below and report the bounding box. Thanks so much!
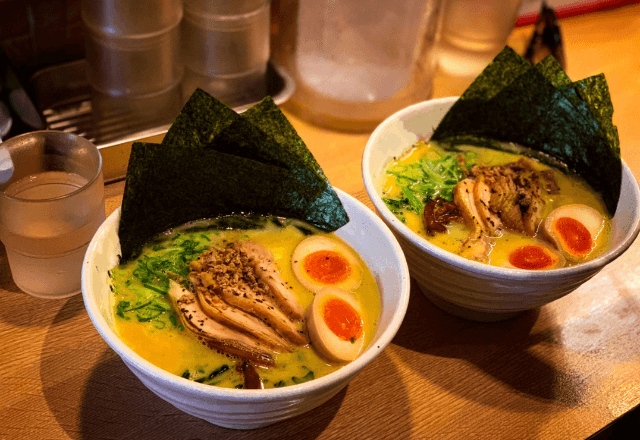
[181,0,270,107]
[81,0,184,124]
[436,0,524,77]
[82,0,184,97]
[271,0,443,132]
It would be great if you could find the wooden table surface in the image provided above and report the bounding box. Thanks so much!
[2,5,640,439]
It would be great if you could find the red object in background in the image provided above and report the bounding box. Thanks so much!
[516,0,639,26]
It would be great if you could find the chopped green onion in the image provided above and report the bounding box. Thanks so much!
[292,371,314,384]
[384,149,476,215]
[143,283,168,295]
[208,365,230,380]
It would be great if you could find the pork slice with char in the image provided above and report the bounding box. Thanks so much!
[231,241,305,320]
[453,178,485,234]
[168,281,275,366]
[453,178,493,262]
[488,174,526,233]
[216,282,308,346]
[190,245,309,347]
[520,176,545,235]
[473,176,502,234]
[196,288,292,351]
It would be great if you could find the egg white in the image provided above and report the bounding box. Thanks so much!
[292,235,363,293]
[306,287,365,362]
[543,204,605,261]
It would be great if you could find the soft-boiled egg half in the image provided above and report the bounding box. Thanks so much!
[491,235,566,270]
[307,287,365,362]
[543,204,605,262]
[292,235,362,292]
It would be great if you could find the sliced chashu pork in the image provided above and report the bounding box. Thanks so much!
[197,290,291,351]
[470,158,549,236]
[190,244,308,347]
[453,178,493,262]
[520,175,545,236]
[473,175,502,234]
[168,280,275,366]
[488,174,526,232]
[451,158,558,261]
[215,281,308,346]
[231,241,305,320]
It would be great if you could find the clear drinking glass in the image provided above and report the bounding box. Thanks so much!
[437,0,524,77]
[271,0,443,132]
[0,131,106,299]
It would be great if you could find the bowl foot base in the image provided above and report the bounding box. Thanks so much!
[417,284,525,322]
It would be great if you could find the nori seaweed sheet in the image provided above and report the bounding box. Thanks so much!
[182,92,349,230]
[161,88,238,148]
[241,97,348,231]
[431,46,622,216]
[118,90,349,262]
[118,142,291,261]
[242,97,328,182]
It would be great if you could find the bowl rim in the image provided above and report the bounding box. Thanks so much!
[362,96,640,280]
[81,187,411,401]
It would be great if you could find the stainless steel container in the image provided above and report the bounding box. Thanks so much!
[184,0,266,15]
[84,23,182,97]
[81,0,183,36]
[181,64,266,108]
[90,81,183,129]
[182,0,270,77]
[82,0,183,97]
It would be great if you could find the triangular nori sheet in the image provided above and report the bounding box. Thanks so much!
[163,89,347,229]
[430,46,621,216]
[241,97,348,231]
[118,143,290,261]
[161,88,238,148]
[118,90,349,262]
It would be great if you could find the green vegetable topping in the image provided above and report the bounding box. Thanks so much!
[112,228,213,328]
[291,371,315,384]
[208,365,230,380]
[383,146,477,217]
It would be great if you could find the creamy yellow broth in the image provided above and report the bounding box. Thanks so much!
[110,217,381,389]
[382,142,611,267]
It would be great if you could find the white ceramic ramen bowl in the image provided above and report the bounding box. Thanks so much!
[81,188,410,429]
[363,96,640,322]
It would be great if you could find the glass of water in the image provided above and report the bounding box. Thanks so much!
[270,0,443,131]
[0,131,105,298]
[437,0,524,77]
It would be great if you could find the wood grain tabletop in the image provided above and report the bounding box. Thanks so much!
[2,4,640,439]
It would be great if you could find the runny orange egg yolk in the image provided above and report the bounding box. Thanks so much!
[322,297,363,342]
[552,217,593,256]
[508,245,558,270]
[303,250,352,285]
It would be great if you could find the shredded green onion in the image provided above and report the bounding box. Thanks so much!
[383,148,477,217]
[291,370,315,384]
[114,230,211,327]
